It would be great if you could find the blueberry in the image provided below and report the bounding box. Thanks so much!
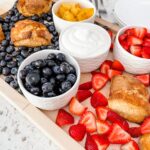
[56,74,65,82]
[11,67,18,75]
[2,67,10,76]
[41,78,48,84]
[18,46,27,51]
[11,16,18,22]
[69,65,76,74]
[0,60,6,67]
[28,48,34,53]
[47,53,56,60]
[0,52,6,57]
[42,82,54,93]
[2,24,9,31]
[10,80,18,89]
[47,16,52,22]
[33,47,41,52]
[1,40,9,46]
[19,15,25,20]
[30,87,40,96]
[19,69,27,80]
[42,67,52,77]
[46,59,56,67]
[31,15,39,21]
[40,46,47,49]
[60,62,71,74]
[32,59,45,68]
[16,55,24,62]
[9,41,14,46]
[6,46,15,53]
[5,55,12,61]
[24,65,34,73]
[7,61,17,68]
[41,14,48,20]
[25,72,40,86]
[48,25,55,32]
[0,67,2,74]
[21,49,29,58]
[52,65,61,74]
[0,17,4,23]
[56,53,65,62]
[8,11,14,16]
[5,76,14,83]
[12,51,20,57]
[52,31,58,36]
[45,92,56,97]
[66,74,76,84]
[0,46,5,51]
[61,81,72,92]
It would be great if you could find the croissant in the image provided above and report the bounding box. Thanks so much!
[11,20,52,47]
[17,0,52,16]
[108,74,150,123]
[0,24,5,43]
[140,134,150,150]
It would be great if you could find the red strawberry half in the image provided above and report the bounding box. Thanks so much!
[135,74,149,86]
[92,134,109,150]
[131,27,147,39]
[108,123,131,144]
[100,60,113,74]
[142,47,150,58]
[92,73,109,90]
[119,33,128,41]
[143,38,150,47]
[141,117,150,134]
[120,40,130,51]
[130,45,142,57]
[91,91,108,108]
[127,36,143,45]
[69,124,86,141]
[107,69,122,79]
[56,109,74,127]
[69,97,86,116]
[128,126,142,138]
[96,106,109,121]
[79,81,92,90]
[112,60,125,71]
[77,90,92,102]
[121,140,139,150]
[79,111,96,133]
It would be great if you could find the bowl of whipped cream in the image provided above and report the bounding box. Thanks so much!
[59,23,111,73]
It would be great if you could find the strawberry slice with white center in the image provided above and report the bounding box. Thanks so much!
[125,29,133,36]
[96,120,111,135]
[112,60,125,71]
[143,38,150,47]
[135,74,150,86]
[96,106,109,121]
[107,69,122,79]
[92,134,110,150]
[77,90,92,102]
[131,27,147,39]
[120,40,130,51]
[92,73,109,90]
[119,33,128,41]
[141,117,150,134]
[79,81,92,90]
[69,97,86,116]
[79,111,97,133]
[108,123,131,144]
[127,36,143,45]
[142,47,150,58]
[100,60,113,74]
[91,91,108,108]
[130,45,142,57]
[121,140,139,150]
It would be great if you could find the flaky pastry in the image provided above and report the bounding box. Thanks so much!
[0,24,5,43]
[11,20,52,47]
[140,134,150,150]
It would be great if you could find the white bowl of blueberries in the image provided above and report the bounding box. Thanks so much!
[17,49,80,110]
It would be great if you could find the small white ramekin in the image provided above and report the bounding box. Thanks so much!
[52,0,96,33]
[59,23,111,73]
[17,50,80,110]
[114,26,150,74]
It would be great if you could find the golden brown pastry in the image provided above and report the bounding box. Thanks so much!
[17,0,52,17]
[11,20,52,47]
[0,24,5,43]
[140,134,150,150]
[108,74,150,123]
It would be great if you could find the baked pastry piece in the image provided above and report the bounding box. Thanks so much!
[108,74,150,123]
[0,24,5,43]
[11,20,52,47]
[17,0,52,16]
[140,134,150,150]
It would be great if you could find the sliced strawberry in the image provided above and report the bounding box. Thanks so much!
[100,60,113,74]
[92,134,109,150]
[108,123,131,144]
[56,109,74,127]
[69,124,86,141]
[131,27,147,39]
[130,45,142,57]
[110,42,114,51]
[146,33,150,38]
[120,40,130,51]
[91,91,108,108]
[128,127,142,138]
[77,90,92,102]
[79,81,92,90]
[141,117,150,134]
[125,29,133,36]
[69,97,86,116]
[127,36,143,45]
[142,47,150,59]
[107,110,129,131]
[92,73,109,90]
[107,69,122,79]
[96,120,111,135]
[96,106,109,121]
[85,134,98,150]
[143,38,150,47]
[142,46,150,55]
[112,60,125,71]
[119,33,128,41]
[135,74,150,86]
[79,111,97,133]
[121,140,139,150]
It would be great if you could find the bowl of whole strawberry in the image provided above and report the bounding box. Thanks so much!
[17,50,80,110]
[114,26,150,74]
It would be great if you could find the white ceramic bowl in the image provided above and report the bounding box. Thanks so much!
[114,26,150,74]
[59,23,111,73]
[52,0,96,33]
[17,50,80,110]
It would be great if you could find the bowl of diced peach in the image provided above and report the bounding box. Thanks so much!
[52,0,96,33]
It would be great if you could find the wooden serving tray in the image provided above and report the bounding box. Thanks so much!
[0,2,122,149]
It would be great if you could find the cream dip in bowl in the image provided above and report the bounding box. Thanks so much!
[59,23,111,72]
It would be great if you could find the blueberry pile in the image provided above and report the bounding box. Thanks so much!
[20,53,77,97]
[0,1,59,92]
